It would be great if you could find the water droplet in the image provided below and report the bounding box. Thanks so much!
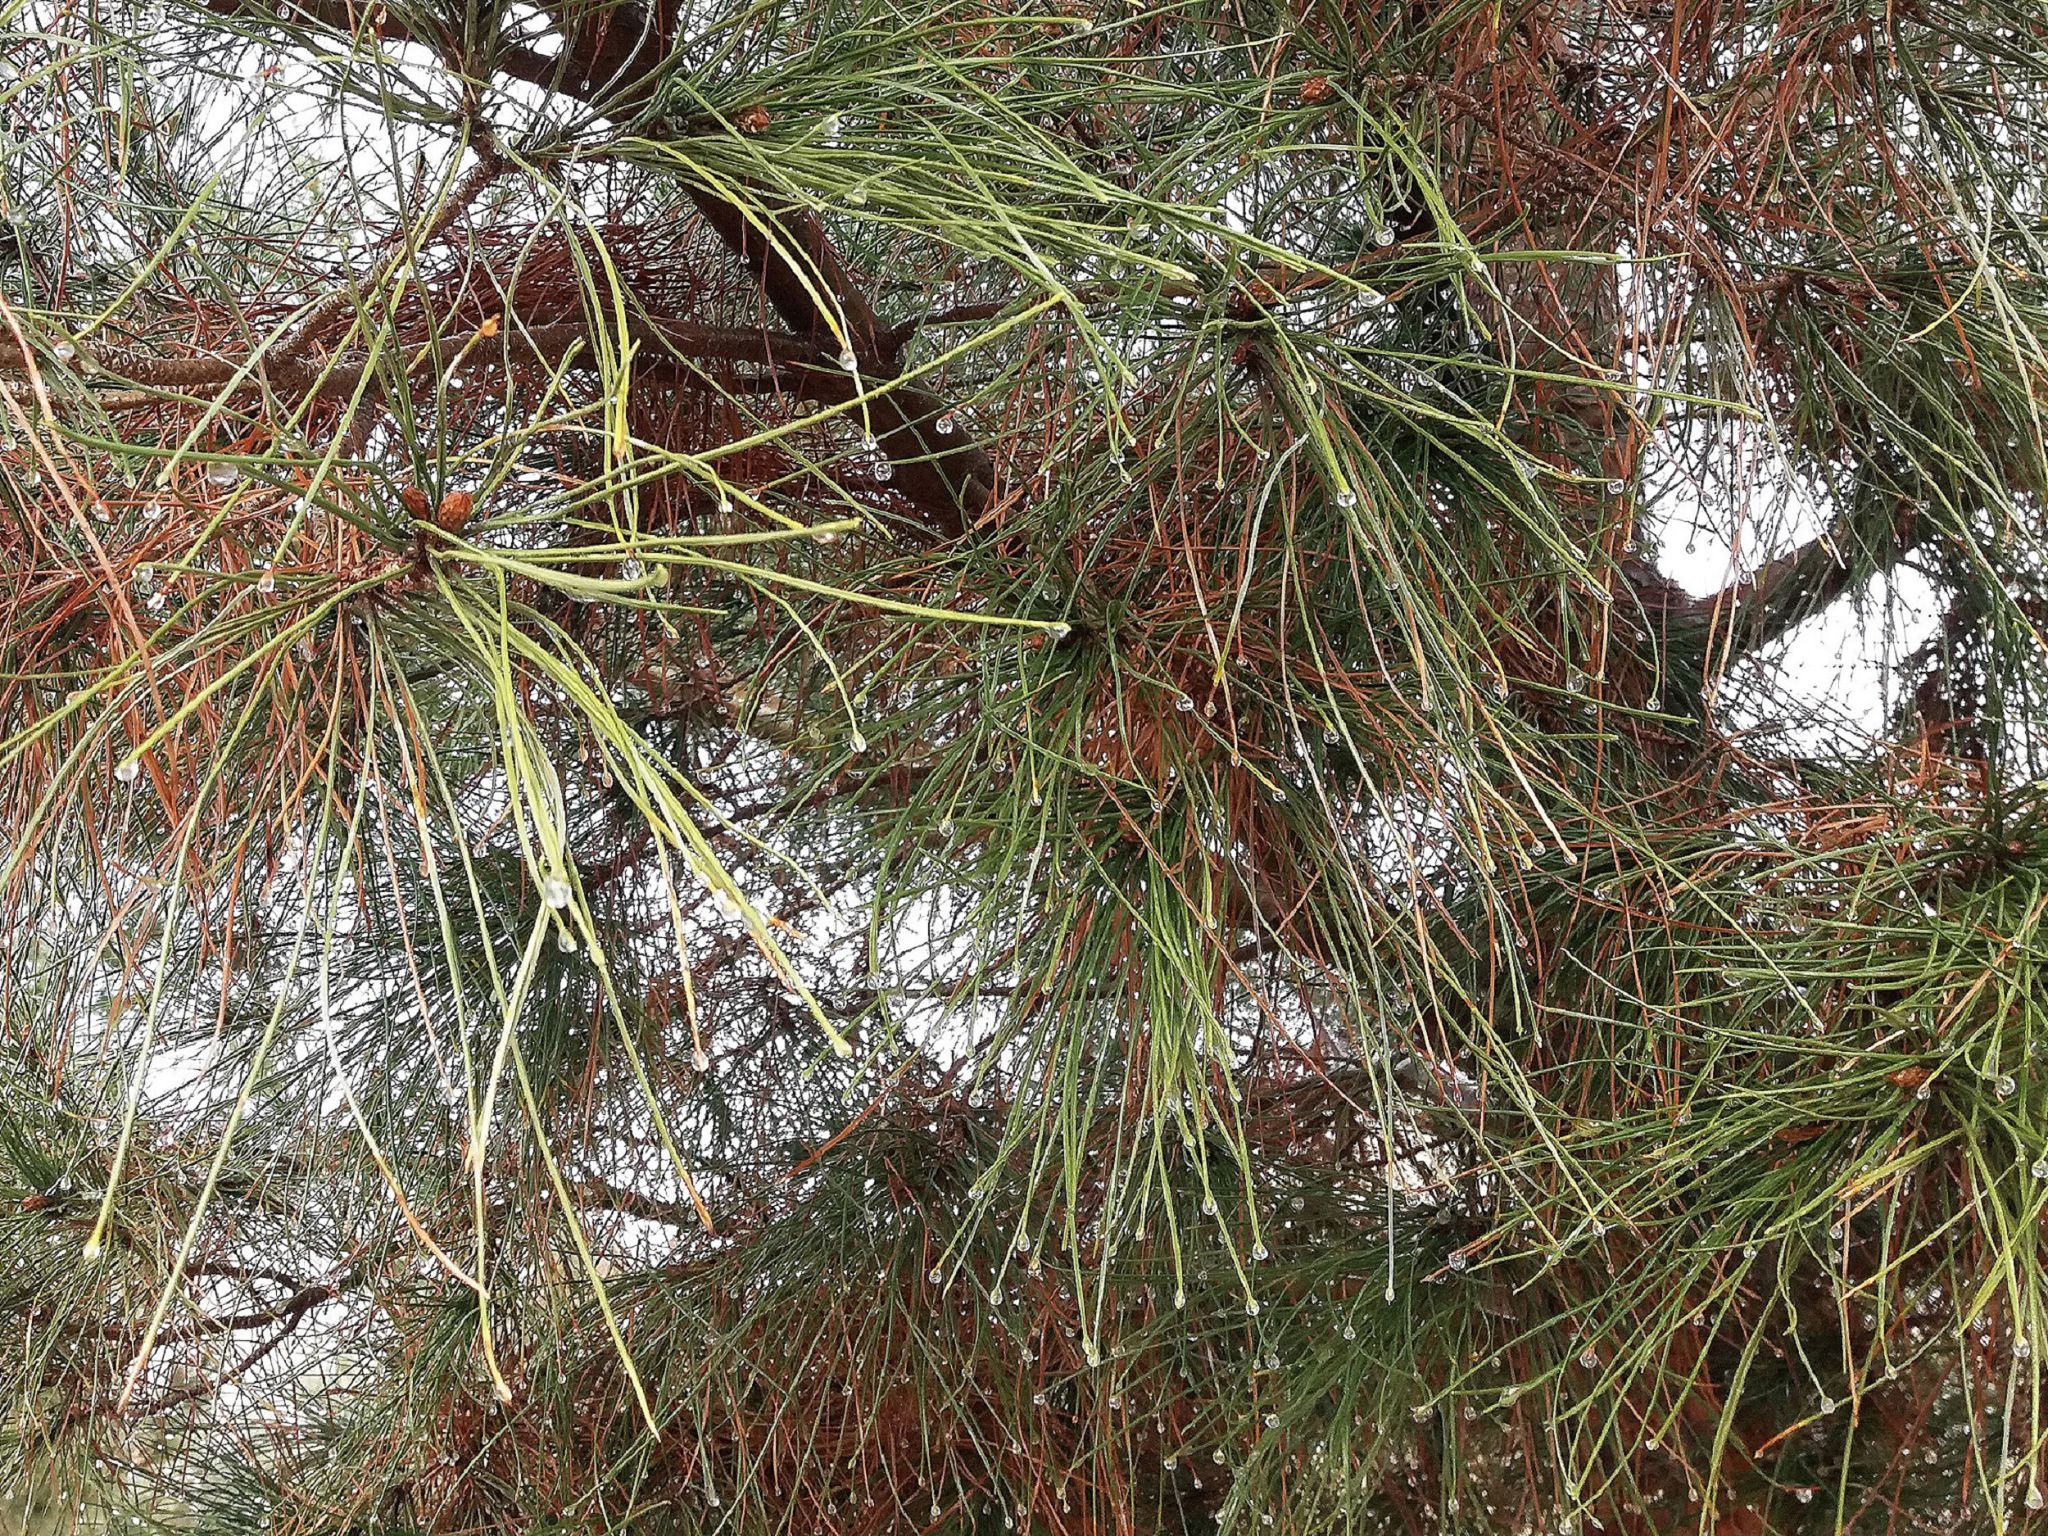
[556,927,578,953]
[934,414,955,436]
[256,566,275,594]
[1175,693,1195,713]
[1334,489,1357,509]
[692,1046,710,1072]
[1263,1412,1279,1428]
[53,340,77,363]
[1374,227,1394,247]
[205,462,240,488]
[1566,667,1589,693]
[542,877,572,909]
[2032,1158,2047,1179]
[1252,1243,1269,1261]
[1342,1324,1356,1340]
[1409,1403,1431,1423]
[928,1267,943,1284]
[1645,694,1662,712]
[1996,1075,2016,1098]
[1578,1348,1599,1369]
[848,731,867,754]
[114,757,142,784]
[1447,1250,1469,1272]
[837,349,859,372]
[873,460,894,482]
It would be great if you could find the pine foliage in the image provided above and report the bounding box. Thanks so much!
[2,0,2048,1529]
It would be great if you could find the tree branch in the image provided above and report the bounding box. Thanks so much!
[201,0,998,536]
[1640,497,1927,667]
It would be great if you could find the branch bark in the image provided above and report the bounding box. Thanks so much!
[0,316,828,397]
[197,0,997,536]
[1650,497,1927,664]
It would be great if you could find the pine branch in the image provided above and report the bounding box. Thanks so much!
[198,0,997,536]
[1645,496,1927,668]
[1,317,828,394]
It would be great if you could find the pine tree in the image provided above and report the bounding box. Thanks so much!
[3,0,2047,1528]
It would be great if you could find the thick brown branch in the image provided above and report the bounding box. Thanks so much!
[8,313,991,528]
[1,316,822,398]
[480,0,999,531]
[1662,498,1927,661]
[155,0,1002,535]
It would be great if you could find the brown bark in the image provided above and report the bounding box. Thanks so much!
[190,0,996,536]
